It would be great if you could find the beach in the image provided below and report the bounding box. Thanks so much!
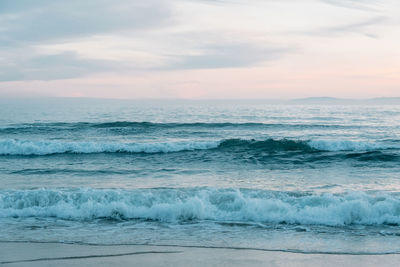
[2,242,400,267]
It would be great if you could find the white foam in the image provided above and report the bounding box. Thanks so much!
[1,188,400,226]
[0,138,398,155]
[0,139,221,155]
[307,139,398,152]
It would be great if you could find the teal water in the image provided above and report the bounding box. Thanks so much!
[1,98,400,254]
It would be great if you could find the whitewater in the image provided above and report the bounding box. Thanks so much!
[2,188,400,226]
[2,138,400,155]
[1,99,400,254]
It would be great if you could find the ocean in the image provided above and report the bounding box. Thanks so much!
[1,98,400,255]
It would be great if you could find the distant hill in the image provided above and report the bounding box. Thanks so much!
[291,97,343,103]
[367,97,400,104]
[291,97,400,104]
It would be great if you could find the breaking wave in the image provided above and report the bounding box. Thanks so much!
[1,188,400,226]
[0,121,354,130]
[0,139,220,155]
[0,138,399,156]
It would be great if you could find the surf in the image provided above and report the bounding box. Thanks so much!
[2,188,400,226]
[0,138,399,156]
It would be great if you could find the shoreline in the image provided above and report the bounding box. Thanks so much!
[2,242,400,266]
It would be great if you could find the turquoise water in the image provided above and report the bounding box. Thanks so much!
[1,98,400,254]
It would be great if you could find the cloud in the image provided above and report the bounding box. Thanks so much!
[294,16,388,38]
[0,37,292,81]
[0,0,173,46]
[167,43,291,69]
[325,16,387,37]
[0,0,175,81]
[0,0,394,85]
[320,0,381,11]
[0,50,118,81]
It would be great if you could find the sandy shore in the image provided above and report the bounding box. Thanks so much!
[1,242,400,266]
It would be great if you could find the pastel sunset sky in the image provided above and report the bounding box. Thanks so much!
[1,0,399,99]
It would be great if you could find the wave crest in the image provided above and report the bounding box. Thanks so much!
[0,138,398,156]
[0,139,220,155]
[1,188,400,226]
[219,139,314,152]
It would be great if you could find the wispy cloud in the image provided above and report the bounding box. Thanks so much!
[0,0,175,81]
[0,50,118,81]
[0,0,173,46]
[0,0,398,99]
[324,16,387,38]
[294,16,388,38]
[0,0,295,81]
[166,42,291,69]
[320,0,382,11]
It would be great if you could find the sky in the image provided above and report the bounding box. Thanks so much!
[0,0,399,99]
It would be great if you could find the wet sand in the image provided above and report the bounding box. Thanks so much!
[1,242,400,266]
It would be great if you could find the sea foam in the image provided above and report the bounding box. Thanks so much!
[0,139,220,155]
[0,138,398,156]
[1,188,400,226]
[307,139,396,152]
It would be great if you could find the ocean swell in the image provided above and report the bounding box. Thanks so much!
[0,138,399,156]
[1,188,400,226]
[0,139,220,155]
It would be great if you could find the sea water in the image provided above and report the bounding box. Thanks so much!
[1,98,400,254]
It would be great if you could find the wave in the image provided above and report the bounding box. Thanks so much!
[308,139,399,152]
[1,188,400,226]
[89,121,357,129]
[0,121,359,132]
[0,138,399,156]
[0,139,220,155]
[219,138,314,152]
[91,121,268,128]
[220,139,400,153]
